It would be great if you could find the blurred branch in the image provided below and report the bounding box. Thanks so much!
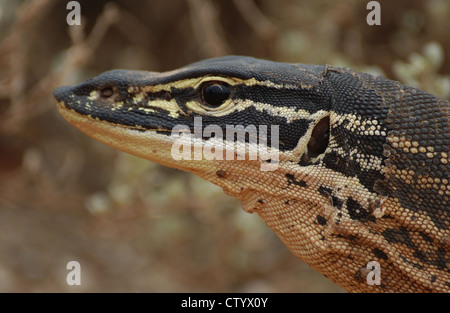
[0,0,54,102]
[0,2,120,135]
[232,0,277,42]
[111,8,154,50]
[393,41,450,99]
[187,0,230,58]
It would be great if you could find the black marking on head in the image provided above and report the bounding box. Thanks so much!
[347,197,373,222]
[381,226,450,272]
[322,69,394,194]
[316,215,327,225]
[331,122,387,158]
[380,160,449,230]
[285,174,307,187]
[322,149,386,193]
[372,248,388,260]
[413,250,429,264]
[216,170,227,178]
[347,234,359,242]
[382,227,415,248]
[318,186,332,198]
[332,196,344,210]
[399,255,424,270]
[435,247,448,271]
[323,151,356,177]
[419,232,434,244]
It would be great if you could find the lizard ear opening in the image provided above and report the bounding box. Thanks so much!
[307,116,330,158]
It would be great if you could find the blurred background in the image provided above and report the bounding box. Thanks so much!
[0,0,449,292]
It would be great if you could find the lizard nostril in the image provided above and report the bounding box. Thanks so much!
[100,87,114,98]
[164,91,172,101]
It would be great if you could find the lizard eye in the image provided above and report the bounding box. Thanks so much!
[201,82,230,107]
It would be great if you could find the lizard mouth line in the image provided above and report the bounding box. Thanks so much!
[56,100,281,171]
[56,101,172,134]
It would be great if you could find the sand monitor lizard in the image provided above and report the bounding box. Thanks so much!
[54,56,449,292]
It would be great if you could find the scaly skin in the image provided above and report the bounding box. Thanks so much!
[54,56,450,292]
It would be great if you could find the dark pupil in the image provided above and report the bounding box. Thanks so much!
[203,83,230,107]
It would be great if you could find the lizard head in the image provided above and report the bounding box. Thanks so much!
[55,56,332,196]
[55,56,450,292]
